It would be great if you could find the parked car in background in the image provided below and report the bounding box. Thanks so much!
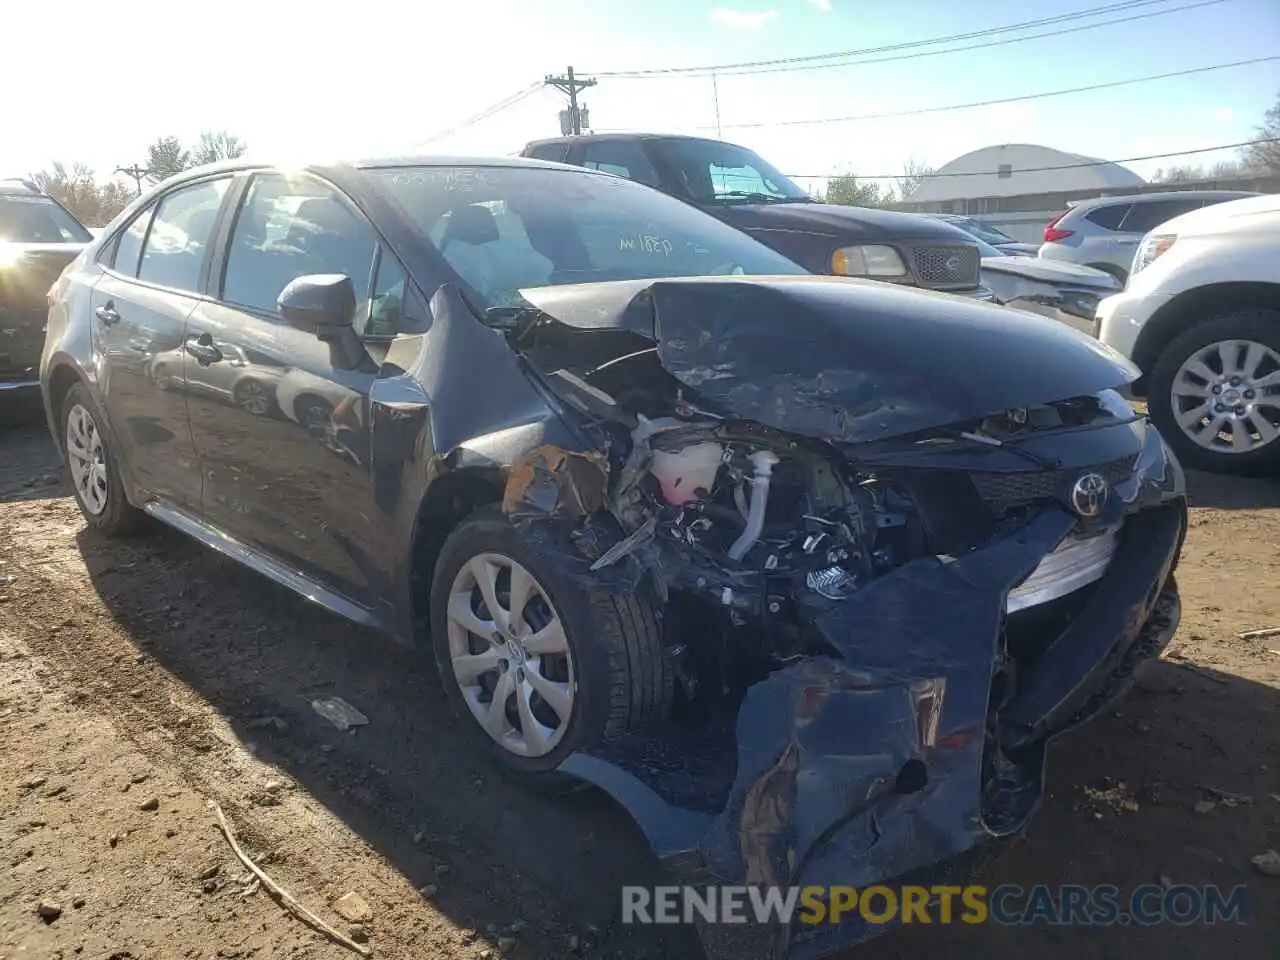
[1095,192,1280,475]
[522,134,991,298]
[43,154,1186,960]
[1,178,92,395]
[1038,190,1257,283]
[972,236,1120,334]
[927,213,1039,256]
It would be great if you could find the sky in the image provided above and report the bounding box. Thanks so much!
[4,0,1278,194]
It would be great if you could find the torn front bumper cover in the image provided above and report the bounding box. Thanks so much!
[556,447,1185,960]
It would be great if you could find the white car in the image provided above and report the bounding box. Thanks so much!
[1095,193,1280,474]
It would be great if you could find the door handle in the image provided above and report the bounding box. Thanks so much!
[94,303,120,325]
[184,335,224,366]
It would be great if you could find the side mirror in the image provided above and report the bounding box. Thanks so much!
[278,274,355,339]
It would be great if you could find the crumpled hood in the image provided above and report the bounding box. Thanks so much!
[517,275,1139,444]
[716,201,978,243]
[982,255,1120,289]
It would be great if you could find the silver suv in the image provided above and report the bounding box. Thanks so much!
[1038,190,1256,282]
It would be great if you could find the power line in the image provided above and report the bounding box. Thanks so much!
[693,55,1279,131]
[778,137,1280,181]
[416,83,544,145]
[597,0,1227,78]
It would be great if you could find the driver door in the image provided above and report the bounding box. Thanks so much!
[185,171,408,606]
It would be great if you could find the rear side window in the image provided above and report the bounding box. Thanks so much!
[525,142,569,163]
[579,141,660,186]
[1083,203,1130,231]
[221,174,378,319]
[111,207,154,277]
[137,178,230,292]
[1118,197,1203,234]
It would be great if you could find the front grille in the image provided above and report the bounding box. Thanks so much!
[971,455,1136,514]
[909,244,980,289]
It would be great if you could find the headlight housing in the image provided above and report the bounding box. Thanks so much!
[1133,233,1176,275]
[831,244,907,278]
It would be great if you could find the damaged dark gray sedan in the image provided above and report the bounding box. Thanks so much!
[43,156,1186,960]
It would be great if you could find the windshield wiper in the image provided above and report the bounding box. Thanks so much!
[715,191,809,204]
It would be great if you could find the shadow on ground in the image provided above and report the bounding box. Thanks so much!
[61,521,1278,960]
[1184,469,1280,511]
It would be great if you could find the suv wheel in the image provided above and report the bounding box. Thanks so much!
[61,383,142,534]
[1148,308,1280,475]
[430,509,671,780]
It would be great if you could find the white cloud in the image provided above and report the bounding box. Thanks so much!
[709,7,780,29]
[806,0,832,10]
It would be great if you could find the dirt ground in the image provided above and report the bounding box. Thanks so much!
[1,400,1278,960]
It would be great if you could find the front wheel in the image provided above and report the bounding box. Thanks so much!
[1147,309,1280,475]
[61,383,142,535]
[429,510,671,780]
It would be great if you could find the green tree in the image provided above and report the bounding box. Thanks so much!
[895,156,935,202]
[146,136,191,184]
[823,173,894,207]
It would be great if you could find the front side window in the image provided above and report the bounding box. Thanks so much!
[0,195,92,243]
[222,174,377,319]
[370,164,806,308]
[650,138,810,203]
[579,141,659,186]
[137,178,230,292]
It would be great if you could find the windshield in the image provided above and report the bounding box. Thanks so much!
[0,195,92,243]
[953,217,1016,245]
[370,165,807,308]
[650,138,810,204]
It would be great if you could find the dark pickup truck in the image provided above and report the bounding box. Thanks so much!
[1,179,92,395]
[521,133,989,297]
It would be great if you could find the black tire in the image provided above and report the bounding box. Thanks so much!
[1148,308,1280,476]
[429,508,672,782]
[1086,262,1128,285]
[59,382,143,536]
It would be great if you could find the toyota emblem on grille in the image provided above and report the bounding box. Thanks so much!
[1070,472,1110,517]
[945,255,962,274]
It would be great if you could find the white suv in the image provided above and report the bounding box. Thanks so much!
[1039,190,1257,282]
[1094,193,1280,475]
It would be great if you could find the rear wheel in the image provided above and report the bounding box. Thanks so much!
[61,383,142,535]
[233,378,273,416]
[429,509,671,781]
[1148,309,1280,475]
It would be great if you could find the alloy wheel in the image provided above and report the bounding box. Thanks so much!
[65,403,108,516]
[1170,338,1280,454]
[446,552,575,758]
[236,380,270,416]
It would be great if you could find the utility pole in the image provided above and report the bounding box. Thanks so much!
[116,164,149,196]
[545,66,596,135]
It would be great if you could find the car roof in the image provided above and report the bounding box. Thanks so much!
[1066,189,1259,211]
[0,178,44,197]
[524,132,752,150]
[150,154,604,184]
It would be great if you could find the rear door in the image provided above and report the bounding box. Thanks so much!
[186,170,422,604]
[91,175,233,508]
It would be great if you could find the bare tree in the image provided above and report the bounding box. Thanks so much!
[1241,90,1280,174]
[29,162,134,226]
[895,156,935,202]
[192,130,247,166]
